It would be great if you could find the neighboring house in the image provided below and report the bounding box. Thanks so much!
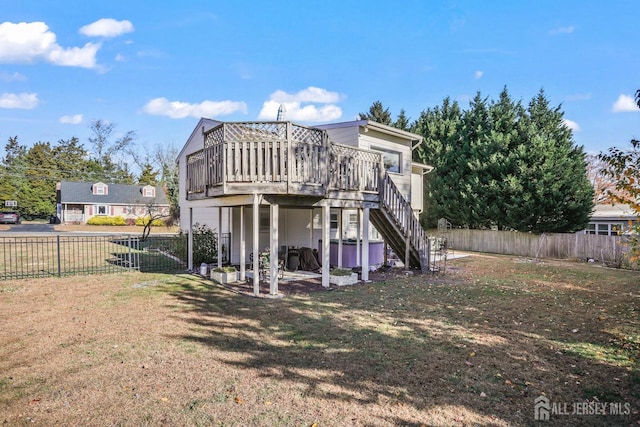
[178,118,433,296]
[584,204,638,236]
[56,181,170,224]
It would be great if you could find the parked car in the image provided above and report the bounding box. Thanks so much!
[0,211,20,224]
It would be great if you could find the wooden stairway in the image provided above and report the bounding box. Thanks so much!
[370,173,430,272]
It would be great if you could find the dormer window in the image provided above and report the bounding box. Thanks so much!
[93,182,108,195]
[142,185,156,198]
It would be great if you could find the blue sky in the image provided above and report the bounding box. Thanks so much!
[1,0,638,163]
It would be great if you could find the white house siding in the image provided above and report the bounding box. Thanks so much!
[227,206,380,266]
[178,118,221,228]
[411,172,423,212]
[323,126,360,148]
[358,131,412,201]
[189,206,231,233]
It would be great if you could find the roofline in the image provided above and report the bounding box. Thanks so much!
[316,119,423,146]
[177,117,222,161]
[412,161,434,174]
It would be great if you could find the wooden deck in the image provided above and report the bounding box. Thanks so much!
[185,121,429,271]
[186,121,382,201]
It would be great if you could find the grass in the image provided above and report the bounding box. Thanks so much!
[0,254,638,426]
[0,235,185,279]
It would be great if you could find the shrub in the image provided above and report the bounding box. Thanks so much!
[125,217,136,226]
[212,266,236,273]
[86,216,127,226]
[135,216,165,227]
[172,223,218,266]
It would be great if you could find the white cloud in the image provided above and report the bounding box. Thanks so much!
[258,86,343,122]
[562,119,580,132]
[474,70,483,80]
[79,19,134,38]
[142,97,248,119]
[549,25,575,35]
[115,53,125,62]
[612,94,639,112]
[0,71,26,82]
[0,21,100,68]
[0,92,39,109]
[270,87,342,104]
[59,114,83,124]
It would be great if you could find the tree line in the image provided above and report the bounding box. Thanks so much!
[360,87,595,233]
[361,86,639,266]
[0,120,179,221]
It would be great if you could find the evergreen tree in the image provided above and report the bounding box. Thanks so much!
[138,163,159,186]
[508,90,593,232]
[52,137,91,181]
[0,137,27,211]
[359,101,392,125]
[412,98,464,227]
[413,88,593,232]
[394,109,411,131]
[22,142,56,218]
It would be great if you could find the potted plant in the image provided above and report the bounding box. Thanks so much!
[210,265,238,284]
[329,268,358,286]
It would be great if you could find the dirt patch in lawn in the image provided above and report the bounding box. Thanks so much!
[0,254,638,426]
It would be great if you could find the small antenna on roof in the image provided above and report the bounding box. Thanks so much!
[276,104,286,121]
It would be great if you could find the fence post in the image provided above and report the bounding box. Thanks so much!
[57,235,61,277]
[128,234,133,271]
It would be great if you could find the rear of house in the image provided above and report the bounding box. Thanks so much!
[178,118,433,296]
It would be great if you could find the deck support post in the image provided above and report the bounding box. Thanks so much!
[322,204,330,288]
[188,207,193,271]
[337,209,343,268]
[404,224,411,271]
[239,206,246,281]
[362,207,370,282]
[216,206,222,269]
[309,209,313,247]
[252,196,260,296]
[269,203,279,296]
[356,209,361,266]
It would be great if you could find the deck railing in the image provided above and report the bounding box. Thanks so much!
[379,173,430,259]
[186,122,383,196]
[328,144,381,192]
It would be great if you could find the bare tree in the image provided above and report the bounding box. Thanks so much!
[140,198,169,240]
[585,153,623,204]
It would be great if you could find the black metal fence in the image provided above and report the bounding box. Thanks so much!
[0,233,231,280]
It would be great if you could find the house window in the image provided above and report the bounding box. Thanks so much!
[372,146,401,174]
[587,223,627,236]
[142,186,156,198]
[93,183,108,195]
[330,213,338,230]
[348,213,358,230]
[96,205,108,216]
[597,224,610,236]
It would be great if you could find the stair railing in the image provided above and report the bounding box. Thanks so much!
[379,173,430,269]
